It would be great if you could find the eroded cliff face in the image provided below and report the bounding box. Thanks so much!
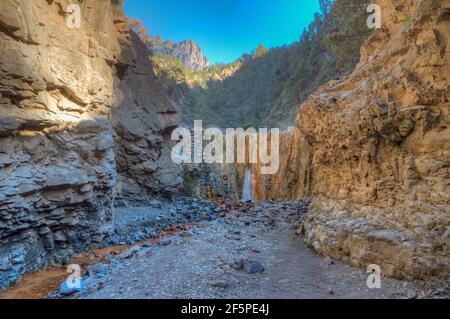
[111,8,181,204]
[0,0,180,288]
[252,0,450,279]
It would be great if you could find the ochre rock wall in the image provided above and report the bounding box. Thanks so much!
[252,0,450,279]
[0,0,180,288]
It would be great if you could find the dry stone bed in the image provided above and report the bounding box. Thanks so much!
[46,199,448,300]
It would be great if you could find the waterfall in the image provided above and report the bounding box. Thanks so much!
[241,168,253,202]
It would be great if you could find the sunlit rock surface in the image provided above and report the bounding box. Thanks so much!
[251,0,450,279]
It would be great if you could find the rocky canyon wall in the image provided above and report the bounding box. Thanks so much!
[252,0,450,279]
[0,0,180,288]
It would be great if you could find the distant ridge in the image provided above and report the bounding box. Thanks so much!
[147,36,211,72]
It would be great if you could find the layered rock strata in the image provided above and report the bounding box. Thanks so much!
[0,0,180,288]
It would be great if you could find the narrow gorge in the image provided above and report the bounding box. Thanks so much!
[250,0,450,280]
[0,0,180,289]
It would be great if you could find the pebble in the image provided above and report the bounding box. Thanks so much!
[210,279,229,289]
[158,239,173,246]
[179,232,192,238]
[263,218,276,226]
[242,260,265,274]
[226,234,241,241]
[59,280,85,297]
[323,256,334,266]
[214,268,225,275]
[136,247,152,257]
[231,259,243,270]
[119,245,143,259]
[88,263,107,277]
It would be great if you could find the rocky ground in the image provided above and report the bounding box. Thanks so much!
[48,199,448,299]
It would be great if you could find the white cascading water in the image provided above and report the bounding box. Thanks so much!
[241,167,253,202]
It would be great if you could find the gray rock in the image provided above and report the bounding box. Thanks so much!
[242,260,265,274]
[323,256,334,266]
[54,231,67,243]
[135,247,152,257]
[263,218,276,226]
[210,279,229,289]
[41,232,55,250]
[59,280,85,296]
[367,230,407,245]
[0,117,18,135]
[96,133,114,151]
[88,263,107,276]
[0,256,12,271]
[231,259,243,270]
[0,154,13,168]
[119,245,143,259]
[158,239,172,247]
[226,234,241,241]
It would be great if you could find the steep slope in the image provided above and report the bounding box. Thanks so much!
[151,0,371,128]
[251,0,450,279]
[150,53,244,125]
[0,0,180,288]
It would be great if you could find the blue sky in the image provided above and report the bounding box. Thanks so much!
[123,0,320,64]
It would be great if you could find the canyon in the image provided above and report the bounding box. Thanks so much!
[250,0,450,279]
[0,0,448,297]
[0,0,180,289]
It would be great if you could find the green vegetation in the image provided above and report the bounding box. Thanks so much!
[182,170,196,196]
[150,0,371,128]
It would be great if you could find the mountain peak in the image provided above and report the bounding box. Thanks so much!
[148,36,211,72]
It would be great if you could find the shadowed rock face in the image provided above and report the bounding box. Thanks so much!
[0,0,181,288]
[251,0,450,279]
